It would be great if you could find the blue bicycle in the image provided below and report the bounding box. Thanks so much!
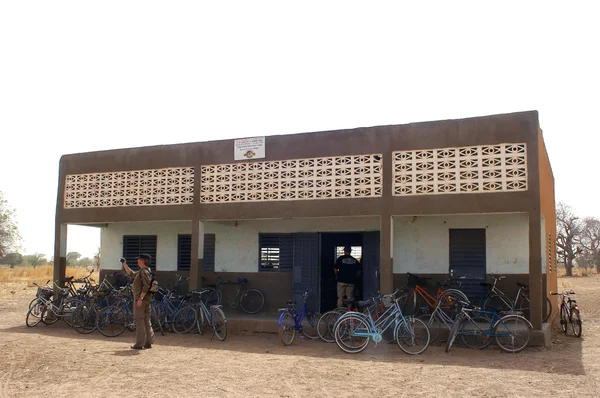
[333,290,430,355]
[277,289,321,345]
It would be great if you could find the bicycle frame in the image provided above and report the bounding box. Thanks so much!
[337,298,407,344]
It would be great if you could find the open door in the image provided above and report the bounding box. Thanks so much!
[362,231,380,300]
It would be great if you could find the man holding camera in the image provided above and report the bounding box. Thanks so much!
[121,254,155,350]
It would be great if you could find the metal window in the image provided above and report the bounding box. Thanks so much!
[259,234,293,272]
[177,234,216,272]
[122,235,157,270]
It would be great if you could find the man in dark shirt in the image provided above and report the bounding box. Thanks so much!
[334,246,360,307]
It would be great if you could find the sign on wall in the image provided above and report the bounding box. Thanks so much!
[234,136,265,160]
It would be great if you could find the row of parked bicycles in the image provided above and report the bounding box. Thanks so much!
[25,271,231,341]
[276,272,583,355]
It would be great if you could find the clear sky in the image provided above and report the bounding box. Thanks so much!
[1,1,598,260]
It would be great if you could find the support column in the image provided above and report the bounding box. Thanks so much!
[529,211,543,330]
[53,223,67,289]
[379,214,393,294]
[189,220,205,290]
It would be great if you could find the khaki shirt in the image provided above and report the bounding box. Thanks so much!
[127,267,152,300]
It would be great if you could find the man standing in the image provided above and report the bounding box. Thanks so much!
[121,254,155,350]
[334,246,360,307]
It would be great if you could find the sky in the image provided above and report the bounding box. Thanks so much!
[1,1,598,260]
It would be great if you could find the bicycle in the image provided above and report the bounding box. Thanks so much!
[96,287,136,337]
[445,300,532,353]
[26,281,82,328]
[151,287,198,334]
[277,289,321,345]
[189,289,228,341]
[202,275,265,314]
[333,290,431,355]
[551,290,581,337]
[405,272,469,316]
[479,275,552,323]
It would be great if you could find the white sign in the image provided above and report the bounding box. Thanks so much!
[234,136,265,160]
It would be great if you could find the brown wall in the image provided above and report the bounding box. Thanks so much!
[56,111,542,224]
[538,129,558,315]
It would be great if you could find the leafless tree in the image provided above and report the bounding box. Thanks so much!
[556,202,583,276]
[579,217,600,272]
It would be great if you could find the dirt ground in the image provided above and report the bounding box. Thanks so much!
[1,276,598,398]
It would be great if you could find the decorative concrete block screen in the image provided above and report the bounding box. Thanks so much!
[64,167,194,208]
[200,154,382,203]
[393,143,527,196]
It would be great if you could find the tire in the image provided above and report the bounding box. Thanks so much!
[28,299,45,319]
[278,312,296,346]
[151,304,165,332]
[516,296,553,323]
[493,315,531,353]
[483,295,513,315]
[571,307,582,338]
[417,313,441,344]
[61,297,83,327]
[317,310,342,343]
[334,315,370,354]
[211,307,227,341]
[196,305,207,335]
[445,315,463,353]
[172,306,198,334]
[560,303,568,334]
[460,316,493,349]
[301,312,321,339]
[437,290,469,323]
[97,306,127,337]
[72,303,98,334]
[26,303,44,327]
[41,305,60,325]
[200,288,221,307]
[395,317,430,355]
[239,289,265,314]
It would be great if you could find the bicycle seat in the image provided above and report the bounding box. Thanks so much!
[287,300,294,305]
[517,282,528,288]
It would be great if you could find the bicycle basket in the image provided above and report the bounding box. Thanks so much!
[37,287,53,299]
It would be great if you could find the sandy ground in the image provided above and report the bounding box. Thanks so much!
[1,276,598,398]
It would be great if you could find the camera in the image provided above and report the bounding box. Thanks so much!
[119,257,126,263]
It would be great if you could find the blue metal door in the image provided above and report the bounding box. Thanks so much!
[362,231,380,300]
[449,229,486,301]
[292,233,320,312]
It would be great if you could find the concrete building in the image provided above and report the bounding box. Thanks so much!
[53,110,556,331]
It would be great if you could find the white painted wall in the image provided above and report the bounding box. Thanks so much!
[205,217,379,272]
[100,221,192,271]
[100,217,379,272]
[392,213,530,274]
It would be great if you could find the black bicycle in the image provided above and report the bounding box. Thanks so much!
[551,290,582,337]
[199,275,264,314]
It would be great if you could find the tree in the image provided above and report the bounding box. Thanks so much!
[93,246,101,270]
[0,191,21,258]
[556,202,583,276]
[78,257,94,268]
[579,217,600,272]
[0,252,23,269]
[24,253,47,268]
[66,251,82,266]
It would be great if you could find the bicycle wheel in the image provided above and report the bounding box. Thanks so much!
[483,295,513,315]
[72,303,98,334]
[239,289,265,314]
[445,315,463,353]
[516,296,553,323]
[200,288,221,307]
[317,310,342,343]
[417,313,441,343]
[41,305,60,325]
[28,299,45,319]
[437,290,468,322]
[26,303,44,327]
[460,316,493,349]
[278,311,296,346]
[211,307,227,341]
[560,303,568,334]
[173,306,198,334]
[151,304,166,332]
[571,307,582,338]
[97,306,127,337]
[493,315,531,353]
[196,305,208,335]
[301,312,321,339]
[395,317,430,355]
[61,297,83,327]
[334,315,370,354]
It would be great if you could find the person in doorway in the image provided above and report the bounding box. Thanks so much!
[334,246,360,307]
[121,254,155,350]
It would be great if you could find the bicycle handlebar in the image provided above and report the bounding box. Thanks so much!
[550,290,576,295]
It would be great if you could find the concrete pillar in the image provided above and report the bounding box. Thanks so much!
[189,220,205,290]
[53,223,67,289]
[528,211,543,330]
[380,215,393,294]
